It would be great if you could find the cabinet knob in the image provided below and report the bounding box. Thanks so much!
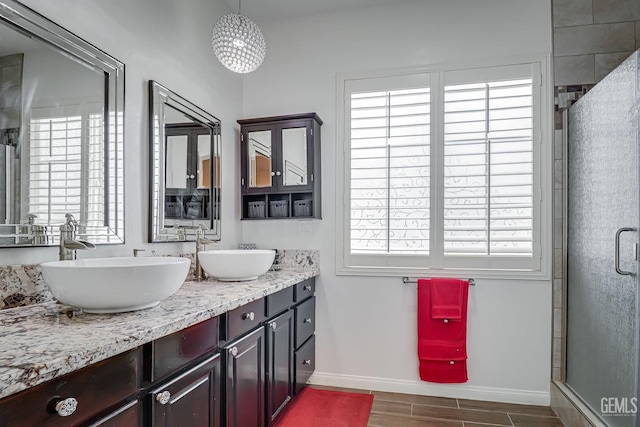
[275,171,281,176]
[54,397,78,417]
[243,311,255,321]
[270,172,276,177]
[156,390,171,405]
[303,359,312,365]
[230,347,238,356]
[303,285,312,292]
[304,318,312,324]
[269,321,277,330]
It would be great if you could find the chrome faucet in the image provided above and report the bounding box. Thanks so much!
[195,225,216,281]
[59,214,96,260]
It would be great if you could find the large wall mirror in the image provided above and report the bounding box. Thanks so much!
[149,81,221,242]
[0,0,124,247]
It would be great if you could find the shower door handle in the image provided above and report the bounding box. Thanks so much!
[615,227,635,275]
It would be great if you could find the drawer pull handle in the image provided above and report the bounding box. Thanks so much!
[270,321,277,330]
[230,347,238,356]
[304,318,312,324]
[303,359,312,365]
[54,398,78,417]
[243,312,255,321]
[156,390,171,405]
[303,285,312,291]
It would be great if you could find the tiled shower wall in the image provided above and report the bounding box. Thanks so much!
[553,0,640,85]
[551,0,639,425]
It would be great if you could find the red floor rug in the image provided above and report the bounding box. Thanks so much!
[276,388,373,427]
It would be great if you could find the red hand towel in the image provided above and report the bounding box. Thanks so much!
[430,278,466,320]
[417,278,469,383]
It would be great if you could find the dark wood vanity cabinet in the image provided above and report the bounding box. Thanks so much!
[144,316,221,427]
[0,348,141,427]
[265,309,294,425]
[239,113,322,220]
[220,278,317,427]
[0,279,316,427]
[148,354,221,427]
[222,327,266,427]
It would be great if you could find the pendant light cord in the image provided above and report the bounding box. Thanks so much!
[238,0,242,15]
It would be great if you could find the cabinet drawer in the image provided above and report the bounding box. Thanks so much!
[294,335,315,394]
[226,298,266,340]
[266,287,294,317]
[0,348,141,427]
[149,316,219,382]
[294,278,315,303]
[87,399,141,427]
[295,296,315,349]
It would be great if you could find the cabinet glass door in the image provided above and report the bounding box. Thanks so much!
[166,134,189,190]
[196,133,211,189]
[248,130,273,188]
[281,127,307,187]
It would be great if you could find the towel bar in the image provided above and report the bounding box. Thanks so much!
[402,277,475,286]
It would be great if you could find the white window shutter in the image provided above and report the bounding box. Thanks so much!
[350,87,431,255]
[443,78,534,257]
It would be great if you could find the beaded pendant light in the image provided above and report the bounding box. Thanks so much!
[211,0,266,73]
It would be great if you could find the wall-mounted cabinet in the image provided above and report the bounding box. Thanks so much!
[239,113,322,220]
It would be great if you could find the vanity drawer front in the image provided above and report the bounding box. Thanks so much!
[266,286,294,317]
[295,296,315,349]
[294,278,315,303]
[294,335,315,394]
[0,348,141,427]
[150,316,219,382]
[227,298,266,340]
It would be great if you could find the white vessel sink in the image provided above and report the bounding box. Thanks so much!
[40,257,190,313]
[198,249,275,281]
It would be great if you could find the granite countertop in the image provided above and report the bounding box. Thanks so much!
[0,267,319,400]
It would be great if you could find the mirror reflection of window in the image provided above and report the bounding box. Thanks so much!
[0,10,125,246]
[282,127,307,186]
[248,130,272,188]
[26,104,122,245]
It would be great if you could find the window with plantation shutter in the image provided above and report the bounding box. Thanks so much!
[350,86,431,255]
[443,78,534,258]
[338,59,548,276]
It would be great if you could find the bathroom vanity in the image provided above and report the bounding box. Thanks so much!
[0,268,318,427]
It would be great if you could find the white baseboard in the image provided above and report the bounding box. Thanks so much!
[309,371,550,406]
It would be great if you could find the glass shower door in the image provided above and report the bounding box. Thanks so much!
[566,51,639,427]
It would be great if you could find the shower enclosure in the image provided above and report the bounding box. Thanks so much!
[566,50,639,426]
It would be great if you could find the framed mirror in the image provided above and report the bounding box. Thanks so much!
[149,80,221,242]
[0,0,124,247]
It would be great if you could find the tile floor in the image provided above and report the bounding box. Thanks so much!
[310,385,564,427]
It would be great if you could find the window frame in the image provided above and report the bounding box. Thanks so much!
[335,54,553,280]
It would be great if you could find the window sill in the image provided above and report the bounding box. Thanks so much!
[335,264,551,282]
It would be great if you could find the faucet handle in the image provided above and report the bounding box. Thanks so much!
[65,214,78,227]
[24,213,37,225]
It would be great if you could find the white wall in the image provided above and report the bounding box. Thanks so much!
[1,0,555,406]
[241,0,554,404]
[1,0,243,265]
